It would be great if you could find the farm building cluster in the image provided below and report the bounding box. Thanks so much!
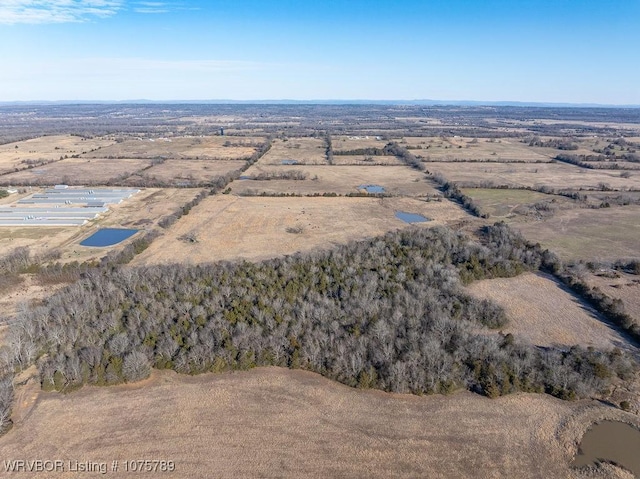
[0,187,139,226]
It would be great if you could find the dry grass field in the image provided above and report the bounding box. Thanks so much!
[0,158,151,185]
[403,137,556,162]
[513,205,640,262]
[82,136,261,160]
[0,135,114,174]
[260,138,328,165]
[423,161,640,191]
[133,195,468,265]
[467,273,630,349]
[333,135,386,151]
[138,159,246,185]
[2,367,638,479]
[332,155,403,166]
[235,165,436,196]
[586,272,640,322]
[460,187,574,219]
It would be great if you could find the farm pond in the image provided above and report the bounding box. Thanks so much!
[395,211,430,223]
[572,420,640,476]
[80,228,139,247]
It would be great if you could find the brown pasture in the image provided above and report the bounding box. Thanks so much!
[235,165,436,196]
[2,367,638,479]
[460,187,575,219]
[403,137,555,162]
[82,136,261,160]
[132,195,469,265]
[260,138,328,165]
[467,273,630,349]
[141,159,246,185]
[423,161,640,191]
[513,205,640,262]
[331,155,403,166]
[0,135,114,175]
[333,135,387,151]
[0,158,151,186]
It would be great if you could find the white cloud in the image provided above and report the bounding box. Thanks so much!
[0,0,124,24]
[134,1,168,14]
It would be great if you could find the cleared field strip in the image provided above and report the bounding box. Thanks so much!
[259,138,327,165]
[0,135,115,175]
[467,272,630,349]
[402,137,557,162]
[333,135,386,151]
[82,136,261,160]
[0,158,152,186]
[235,165,436,196]
[133,195,468,265]
[423,161,640,191]
[331,155,403,166]
[139,159,246,185]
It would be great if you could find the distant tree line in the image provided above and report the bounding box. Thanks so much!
[554,154,639,170]
[325,132,334,165]
[527,136,579,150]
[333,142,425,171]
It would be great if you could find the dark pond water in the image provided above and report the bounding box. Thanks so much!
[281,160,298,165]
[573,420,640,475]
[358,184,385,193]
[395,211,430,223]
[80,228,138,247]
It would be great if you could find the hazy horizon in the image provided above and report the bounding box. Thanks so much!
[1,0,639,104]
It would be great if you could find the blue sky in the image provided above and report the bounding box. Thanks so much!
[0,0,638,103]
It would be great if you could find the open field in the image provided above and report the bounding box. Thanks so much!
[403,136,557,162]
[332,154,403,165]
[0,188,204,263]
[0,135,114,175]
[136,159,246,185]
[2,367,638,479]
[461,187,575,219]
[133,195,469,265]
[82,136,261,160]
[513,205,640,262]
[235,164,435,196]
[260,138,328,164]
[333,135,386,151]
[423,161,640,191]
[0,158,151,185]
[467,273,630,349]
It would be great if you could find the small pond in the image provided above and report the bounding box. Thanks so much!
[395,211,430,223]
[80,228,139,247]
[358,184,385,194]
[281,160,298,165]
[572,420,640,476]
